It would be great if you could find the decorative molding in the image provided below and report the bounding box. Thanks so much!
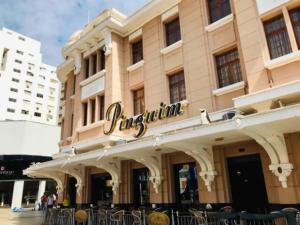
[72,50,82,75]
[59,166,85,195]
[160,40,183,55]
[161,5,179,22]
[265,51,300,70]
[127,60,144,72]
[131,153,163,194]
[165,142,217,192]
[233,80,300,111]
[103,29,112,56]
[205,14,233,32]
[80,70,106,87]
[238,124,293,188]
[77,120,105,133]
[129,28,143,42]
[213,81,245,96]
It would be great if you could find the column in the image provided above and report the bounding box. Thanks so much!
[37,180,46,204]
[11,180,24,209]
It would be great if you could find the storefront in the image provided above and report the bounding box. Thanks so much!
[24,0,300,213]
[0,155,55,208]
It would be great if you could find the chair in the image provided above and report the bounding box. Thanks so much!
[190,210,207,225]
[110,210,124,225]
[132,210,143,225]
[96,209,107,225]
[57,208,74,225]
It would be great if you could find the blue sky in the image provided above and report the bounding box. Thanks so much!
[0,0,149,66]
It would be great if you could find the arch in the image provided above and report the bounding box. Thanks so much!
[240,126,293,188]
[165,142,217,192]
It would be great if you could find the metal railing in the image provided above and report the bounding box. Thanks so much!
[42,208,299,225]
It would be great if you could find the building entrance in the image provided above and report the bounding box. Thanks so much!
[67,177,77,206]
[173,162,199,204]
[0,181,14,207]
[90,173,112,207]
[227,154,268,212]
[132,168,150,205]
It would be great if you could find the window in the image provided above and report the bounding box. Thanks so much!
[24,90,31,95]
[82,102,88,126]
[98,49,105,71]
[37,93,43,98]
[215,48,242,88]
[10,88,18,93]
[99,95,105,121]
[264,16,292,59]
[38,84,45,89]
[72,75,76,95]
[90,98,96,123]
[27,71,34,77]
[208,0,231,23]
[15,59,22,64]
[290,7,300,49]
[1,48,9,71]
[16,50,24,55]
[70,114,74,136]
[21,110,29,115]
[133,88,145,115]
[7,108,15,113]
[12,78,19,83]
[18,36,25,41]
[84,58,90,79]
[13,68,21,73]
[165,17,181,46]
[92,53,97,75]
[39,75,46,80]
[131,39,143,64]
[9,98,16,103]
[34,112,41,117]
[50,79,58,84]
[169,71,186,103]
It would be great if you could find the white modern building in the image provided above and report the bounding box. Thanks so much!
[0,121,60,209]
[0,27,60,125]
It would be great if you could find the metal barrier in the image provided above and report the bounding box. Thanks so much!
[42,208,299,225]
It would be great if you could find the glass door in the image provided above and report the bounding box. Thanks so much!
[133,168,150,205]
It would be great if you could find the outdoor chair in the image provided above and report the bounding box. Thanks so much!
[190,210,207,225]
[57,208,74,225]
[96,209,107,225]
[110,210,124,225]
[132,210,143,225]
[44,208,59,225]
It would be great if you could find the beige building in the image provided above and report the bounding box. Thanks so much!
[25,0,300,212]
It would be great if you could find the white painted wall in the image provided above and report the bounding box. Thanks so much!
[0,27,61,125]
[0,121,60,156]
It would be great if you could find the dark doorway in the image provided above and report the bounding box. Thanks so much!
[0,181,14,207]
[173,162,199,204]
[68,177,77,206]
[22,180,39,206]
[91,173,112,207]
[132,168,150,205]
[227,154,268,212]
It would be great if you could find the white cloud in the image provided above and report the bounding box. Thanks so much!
[0,0,149,66]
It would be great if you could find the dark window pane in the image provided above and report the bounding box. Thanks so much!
[290,7,300,49]
[91,99,96,123]
[208,0,231,23]
[98,49,105,71]
[215,49,243,88]
[84,58,89,78]
[83,102,88,126]
[169,71,186,103]
[264,16,292,59]
[132,40,143,64]
[99,95,105,120]
[92,54,97,75]
[165,17,181,46]
[133,88,145,115]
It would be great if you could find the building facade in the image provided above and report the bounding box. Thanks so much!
[0,121,60,208]
[25,0,300,212]
[0,27,60,125]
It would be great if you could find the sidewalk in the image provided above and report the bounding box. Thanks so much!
[0,208,43,225]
